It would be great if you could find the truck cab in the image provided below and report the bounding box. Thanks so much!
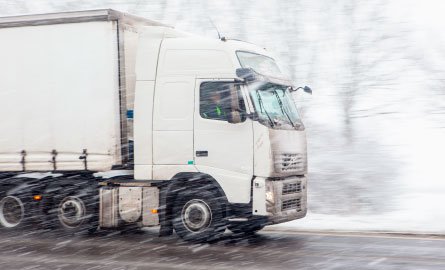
[133,30,308,237]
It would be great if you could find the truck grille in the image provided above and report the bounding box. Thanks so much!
[282,198,302,211]
[274,153,306,173]
[282,182,302,195]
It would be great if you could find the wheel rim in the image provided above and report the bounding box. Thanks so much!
[0,196,25,228]
[58,196,86,228]
[181,199,212,232]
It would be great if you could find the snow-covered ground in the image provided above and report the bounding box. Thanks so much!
[276,191,445,234]
[1,0,444,234]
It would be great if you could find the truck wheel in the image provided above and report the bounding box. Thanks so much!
[0,184,35,231]
[172,190,226,242]
[228,221,265,235]
[0,195,26,229]
[51,187,98,235]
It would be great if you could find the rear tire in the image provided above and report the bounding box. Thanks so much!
[0,196,25,228]
[172,190,226,242]
[49,185,99,236]
[0,185,34,231]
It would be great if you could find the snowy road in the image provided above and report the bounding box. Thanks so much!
[0,229,443,269]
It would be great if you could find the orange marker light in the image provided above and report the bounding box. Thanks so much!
[33,195,42,201]
[151,209,158,214]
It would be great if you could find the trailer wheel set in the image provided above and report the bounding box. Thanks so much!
[0,177,100,235]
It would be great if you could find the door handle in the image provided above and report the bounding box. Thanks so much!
[196,151,208,157]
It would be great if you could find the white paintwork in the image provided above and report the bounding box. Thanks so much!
[152,76,195,169]
[0,21,121,171]
[133,27,166,179]
[193,79,254,203]
[252,177,268,215]
[252,122,275,177]
[153,131,194,165]
[252,121,308,178]
[158,38,235,77]
[134,27,169,81]
[152,165,198,180]
[152,78,195,131]
[194,166,252,203]
[133,81,155,179]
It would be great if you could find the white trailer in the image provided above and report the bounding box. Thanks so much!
[0,10,309,242]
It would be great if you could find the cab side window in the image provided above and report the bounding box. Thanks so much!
[200,82,245,122]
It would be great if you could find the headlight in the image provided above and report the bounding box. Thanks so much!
[265,181,276,213]
[265,191,274,203]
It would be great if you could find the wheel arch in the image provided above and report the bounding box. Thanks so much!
[158,172,229,236]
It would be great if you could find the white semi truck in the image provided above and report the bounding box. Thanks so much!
[0,9,310,241]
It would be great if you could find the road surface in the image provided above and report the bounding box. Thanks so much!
[0,228,443,269]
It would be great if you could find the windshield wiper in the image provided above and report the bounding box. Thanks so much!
[255,90,275,127]
[272,90,297,128]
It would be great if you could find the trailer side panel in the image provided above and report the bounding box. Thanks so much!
[0,21,121,171]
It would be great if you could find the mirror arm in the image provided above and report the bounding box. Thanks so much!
[244,112,257,120]
[289,86,303,92]
[290,85,312,95]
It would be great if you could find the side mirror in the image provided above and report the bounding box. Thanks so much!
[236,68,257,82]
[289,85,312,95]
[303,86,312,95]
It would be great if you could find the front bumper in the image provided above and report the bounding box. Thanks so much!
[253,176,307,224]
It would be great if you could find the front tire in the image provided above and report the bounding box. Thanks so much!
[172,190,226,242]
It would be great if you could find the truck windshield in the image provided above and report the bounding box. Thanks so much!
[249,82,304,130]
[236,51,282,77]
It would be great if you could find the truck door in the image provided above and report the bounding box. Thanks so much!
[193,79,254,203]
